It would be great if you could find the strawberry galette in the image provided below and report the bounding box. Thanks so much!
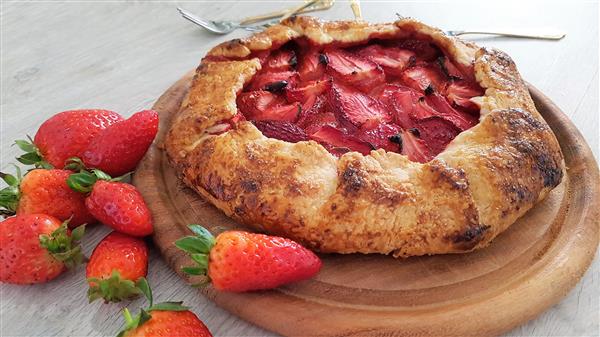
[165,17,564,257]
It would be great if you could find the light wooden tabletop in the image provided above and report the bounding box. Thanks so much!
[1,1,598,336]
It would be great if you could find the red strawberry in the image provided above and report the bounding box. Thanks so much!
[356,45,416,76]
[285,78,332,103]
[0,214,85,284]
[117,282,213,337]
[325,48,385,92]
[263,49,297,72]
[298,48,326,82]
[248,71,298,92]
[414,117,461,155]
[310,125,374,156]
[253,120,309,143]
[17,109,123,169]
[400,66,446,93]
[120,310,212,337]
[176,225,321,292]
[445,81,484,112]
[82,110,158,176]
[86,231,148,302]
[0,168,94,228]
[397,129,433,163]
[77,178,153,237]
[329,82,390,128]
[397,39,440,62]
[422,94,479,130]
[356,122,402,152]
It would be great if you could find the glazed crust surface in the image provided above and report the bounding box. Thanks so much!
[164,17,564,257]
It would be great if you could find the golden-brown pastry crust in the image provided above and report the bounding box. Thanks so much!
[164,17,564,257]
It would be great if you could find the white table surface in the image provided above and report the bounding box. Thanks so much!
[1,1,598,336]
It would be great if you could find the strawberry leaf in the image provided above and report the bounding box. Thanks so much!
[39,220,86,269]
[66,171,97,193]
[148,301,189,312]
[14,137,53,169]
[136,277,152,306]
[0,170,21,216]
[87,270,143,303]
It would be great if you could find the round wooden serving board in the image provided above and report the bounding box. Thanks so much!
[133,73,599,337]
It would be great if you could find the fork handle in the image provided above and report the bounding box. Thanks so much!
[239,0,330,25]
[449,30,566,40]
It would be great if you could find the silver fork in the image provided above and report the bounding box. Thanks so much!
[178,0,333,35]
[177,7,273,33]
[395,13,565,40]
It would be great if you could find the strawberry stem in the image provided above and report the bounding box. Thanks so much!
[14,137,52,169]
[39,220,86,269]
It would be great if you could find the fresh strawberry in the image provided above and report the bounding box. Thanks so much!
[120,310,212,337]
[356,122,402,152]
[237,91,300,122]
[445,81,484,112]
[400,66,446,93]
[414,117,461,155]
[247,71,298,92]
[253,120,309,143]
[396,129,433,163]
[310,125,374,156]
[263,49,297,72]
[67,169,153,237]
[86,231,148,303]
[81,110,158,177]
[285,78,332,103]
[329,82,390,128]
[298,48,326,82]
[84,180,153,237]
[397,39,440,62]
[16,109,123,169]
[117,281,212,337]
[422,94,479,130]
[0,214,85,284]
[325,48,385,92]
[356,45,416,76]
[176,225,321,292]
[0,168,94,227]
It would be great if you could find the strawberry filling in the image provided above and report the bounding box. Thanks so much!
[235,39,483,163]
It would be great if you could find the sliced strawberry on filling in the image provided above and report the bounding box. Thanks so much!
[377,84,419,130]
[356,121,401,152]
[356,45,416,76]
[237,91,300,122]
[329,82,390,128]
[325,48,385,92]
[298,48,326,82]
[413,117,460,155]
[400,66,447,93]
[247,71,298,92]
[398,129,433,163]
[445,81,484,112]
[253,120,308,143]
[263,49,297,72]
[286,78,332,103]
[397,39,440,62]
[309,125,373,156]
[423,93,479,130]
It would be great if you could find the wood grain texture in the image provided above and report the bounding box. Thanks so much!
[132,73,599,337]
[1,1,598,336]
